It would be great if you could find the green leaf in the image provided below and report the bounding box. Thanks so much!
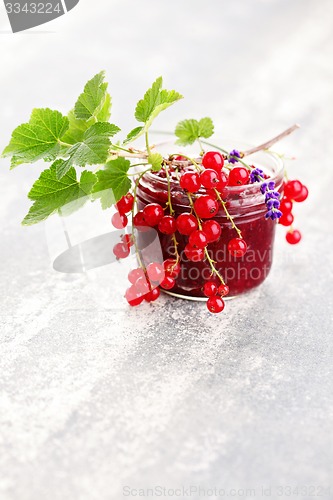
[175,117,214,146]
[2,108,69,168]
[148,152,163,171]
[198,117,214,138]
[56,122,120,179]
[96,92,111,122]
[134,77,183,130]
[61,109,93,144]
[92,157,131,207]
[22,162,97,225]
[62,94,112,145]
[123,126,144,144]
[74,71,111,121]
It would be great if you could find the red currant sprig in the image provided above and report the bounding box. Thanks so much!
[279,178,308,245]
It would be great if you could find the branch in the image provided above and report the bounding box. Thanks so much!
[242,124,300,157]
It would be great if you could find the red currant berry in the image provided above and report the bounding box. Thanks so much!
[218,284,229,297]
[133,211,150,232]
[194,195,219,218]
[207,296,225,313]
[228,238,247,257]
[286,229,302,245]
[135,276,150,295]
[202,151,224,172]
[116,193,134,214]
[200,169,220,189]
[279,197,293,214]
[128,268,145,285]
[184,244,205,262]
[189,230,208,249]
[174,155,187,161]
[125,286,144,307]
[111,212,128,229]
[293,184,308,203]
[160,276,175,290]
[228,167,250,186]
[201,220,221,243]
[146,262,165,283]
[203,281,218,297]
[163,259,181,278]
[215,171,228,192]
[121,234,133,249]
[158,215,177,235]
[180,172,201,193]
[284,180,303,200]
[145,287,160,302]
[143,203,164,226]
[176,213,198,235]
[113,242,130,259]
[279,212,294,226]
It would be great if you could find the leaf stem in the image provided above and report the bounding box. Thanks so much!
[145,130,151,155]
[58,140,73,148]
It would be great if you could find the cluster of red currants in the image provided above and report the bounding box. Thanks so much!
[111,151,252,313]
[111,193,134,259]
[279,179,308,244]
[125,259,180,306]
[203,281,230,313]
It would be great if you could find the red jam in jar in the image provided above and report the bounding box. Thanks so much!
[136,151,284,299]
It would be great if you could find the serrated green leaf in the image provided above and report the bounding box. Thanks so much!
[198,117,214,138]
[134,77,182,130]
[148,152,163,171]
[2,108,69,168]
[74,72,111,121]
[22,162,96,225]
[96,92,111,122]
[92,157,131,207]
[175,117,214,146]
[62,101,114,146]
[145,90,183,130]
[56,122,120,179]
[61,110,94,144]
[135,77,163,123]
[123,126,144,144]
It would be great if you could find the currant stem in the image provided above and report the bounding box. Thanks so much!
[187,192,225,284]
[130,168,152,272]
[187,192,202,229]
[165,165,180,265]
[204,248,225,284]
[213,188,243,239]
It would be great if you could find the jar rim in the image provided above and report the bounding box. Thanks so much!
[142,148,284,195]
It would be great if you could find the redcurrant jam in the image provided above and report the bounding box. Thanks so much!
[136,151,284,299]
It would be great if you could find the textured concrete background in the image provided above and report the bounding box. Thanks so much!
[0,1,333,499]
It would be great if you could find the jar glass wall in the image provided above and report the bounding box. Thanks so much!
[136,148,284,299]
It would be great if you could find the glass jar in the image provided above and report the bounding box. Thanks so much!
[136,149,284,299]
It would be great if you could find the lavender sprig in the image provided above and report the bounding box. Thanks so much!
[250,169,282,221]
[260,181,282,220]
[228,149,241,164]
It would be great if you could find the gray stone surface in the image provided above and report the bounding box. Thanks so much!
[0,0,333,499]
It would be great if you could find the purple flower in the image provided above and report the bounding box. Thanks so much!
[249,167,264,183]
[265,209,282,220]
[254,176,282,221]
[228,149,241,164]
